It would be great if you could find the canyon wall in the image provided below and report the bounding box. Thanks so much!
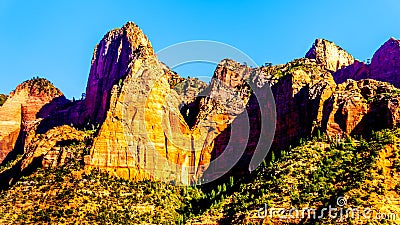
[2,22,400,185]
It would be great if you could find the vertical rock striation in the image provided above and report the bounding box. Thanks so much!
[84,22,197,184]
[84,22,155,126]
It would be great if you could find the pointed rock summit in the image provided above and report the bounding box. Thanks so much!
[85,22,154,125]
[38,22,155,131]
[306,39,354,72]
[370,37,400,85]
[0,78,65,164]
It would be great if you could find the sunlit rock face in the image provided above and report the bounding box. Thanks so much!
[305,38,354,72]
[82,23,216,185]
[0,79,64,164]
[84,22,155,126]
[84,28,263,185]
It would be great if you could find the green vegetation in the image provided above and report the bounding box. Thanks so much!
[1,126,400,224]
[0,141,203,224]
[0,94,7,106]
[18,77,61,97]
[167,71,185,89]
[266,58,325,81]
[189,129,400,224]
[0,154,23,174]
[174,77,207,96]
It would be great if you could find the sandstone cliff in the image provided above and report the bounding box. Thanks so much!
[83,24,258,185]
[83,23,197,184]
[323,79,400,136]
[83,33,400,184]
[3,23,400,187]
[0,78,65,165]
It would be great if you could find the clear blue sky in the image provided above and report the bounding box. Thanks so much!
[0,0,399,99]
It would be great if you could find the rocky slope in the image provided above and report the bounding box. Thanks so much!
[189,128,400,224]
[323,79,400,136]
[3,122,400,224]
[0,139,194,224]
[21,125,88,171]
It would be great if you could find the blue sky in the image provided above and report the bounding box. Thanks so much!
[0,0,399,98]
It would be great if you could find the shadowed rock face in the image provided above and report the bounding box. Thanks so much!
[332,60,370,84]
[370,38,400,87]
[269,59,336,150]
